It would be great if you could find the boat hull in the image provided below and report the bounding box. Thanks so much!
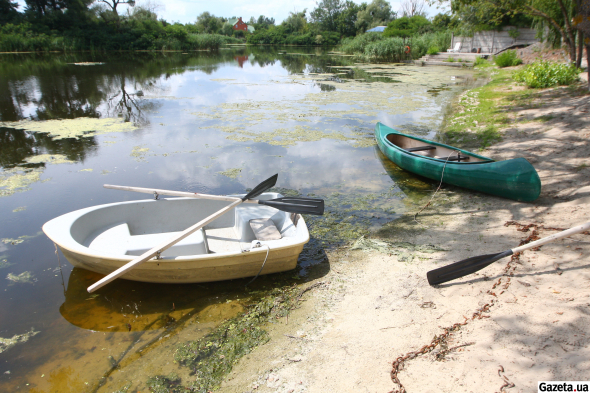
[43,193,309,284]
[58,245,302,284]
[375,122,541,202]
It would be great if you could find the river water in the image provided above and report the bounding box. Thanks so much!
[0,47,476,392]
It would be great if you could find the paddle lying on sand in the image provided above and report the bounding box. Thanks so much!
[103,184,324,215]
[427,221,590,286]
[87,174,323,293]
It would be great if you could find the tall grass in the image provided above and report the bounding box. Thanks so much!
[340,32,385,54]
[339,31,451,61]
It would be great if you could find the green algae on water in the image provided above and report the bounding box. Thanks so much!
[0,258,13,269]
[0,167,43,197]
[1,234,37,245]
[131,145,150,162]
[217,168,242,179]
[0,117,138,140]
[0,329,40,354]
[12,206,26,213]
[6,271,35,284]
[25,154,74,165]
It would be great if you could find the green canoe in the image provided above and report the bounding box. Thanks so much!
[375,122,541,202]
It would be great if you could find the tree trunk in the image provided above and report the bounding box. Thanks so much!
[577,31,584,68]
[587,44,590,91]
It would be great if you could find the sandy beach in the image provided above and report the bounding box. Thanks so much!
[216,69,590,392]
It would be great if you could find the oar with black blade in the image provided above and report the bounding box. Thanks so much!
[427,221,590,286]
[87,174,280,293]
[103,184,324,215]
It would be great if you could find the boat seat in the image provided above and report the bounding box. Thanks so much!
[406,146,436,152]
[88,223,209,257]
[435,155,470,161]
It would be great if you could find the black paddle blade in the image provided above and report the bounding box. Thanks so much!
[243,174,278,201]
[427,250,513,286]
[259,197,324,215]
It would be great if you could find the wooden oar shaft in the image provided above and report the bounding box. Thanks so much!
[512,221,590,254]
[104,184,260,204]
[87,198,243,293]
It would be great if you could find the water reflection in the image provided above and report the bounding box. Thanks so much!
[0,128,98,169]
[59,268,247,333]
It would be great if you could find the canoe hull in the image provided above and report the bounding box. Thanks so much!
[43,193,309,284]
[375,122,541,202]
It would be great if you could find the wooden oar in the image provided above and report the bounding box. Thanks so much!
[103,184,324,215]
[427,221,590,286]
[87,174,279,293]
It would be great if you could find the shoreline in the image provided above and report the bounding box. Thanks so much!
[216,69,590,392]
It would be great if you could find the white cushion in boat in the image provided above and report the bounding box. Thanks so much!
[249,218,282,241]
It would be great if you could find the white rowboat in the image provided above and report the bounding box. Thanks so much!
[43,193,309,284]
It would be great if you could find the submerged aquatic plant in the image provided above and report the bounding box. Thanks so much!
[0,329,40,353]
[173,285,301,392]
[146,373,184,393]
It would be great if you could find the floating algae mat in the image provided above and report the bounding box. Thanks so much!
[0,118,138,140]
[0,167,44,197]
[192,64,473,147]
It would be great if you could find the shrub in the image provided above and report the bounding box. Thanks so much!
[474,56,488,66]
[513,60,581,88]
[427,46,439,55]
[494,50,522,67]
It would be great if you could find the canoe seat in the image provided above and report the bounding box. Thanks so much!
[406,146,436,152]
[435,155,470,162]
[88,223,209,257]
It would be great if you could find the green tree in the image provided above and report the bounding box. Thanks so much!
[0,0,20,24]
[383,14,430,37]
[98,0,135,16]
[572,0,589,90]
[310,0,343,32]
[355,0,394,32]
[432,13,455,31]
[282,10,308,33]
[196,11,222,34]
[337,1,364,36]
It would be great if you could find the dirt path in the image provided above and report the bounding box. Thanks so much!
[216,79,590,393]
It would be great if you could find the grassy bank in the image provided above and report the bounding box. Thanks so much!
[438,59,585,150]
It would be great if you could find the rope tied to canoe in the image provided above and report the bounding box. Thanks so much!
[413,150,461,224]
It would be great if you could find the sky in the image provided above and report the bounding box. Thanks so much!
[14,0,446,25]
